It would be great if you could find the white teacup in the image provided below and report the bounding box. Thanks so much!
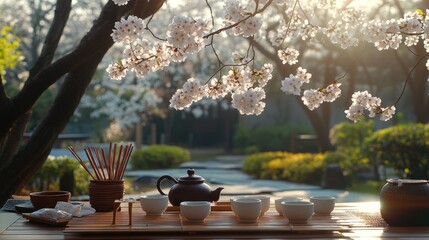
[230,196,245,214]
[233,198,261,223]
[310,196,335,215]
[180,201,211,223]
[281,201,314,223]
[140,194,169,216]
[275,197,303,215]
[243,195,270,216]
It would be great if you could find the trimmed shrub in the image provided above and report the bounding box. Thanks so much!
[242,151,292,178]
[329,120,374,175]
[130,145,190,170]
[242,152,327,185]
[363,123,429,179]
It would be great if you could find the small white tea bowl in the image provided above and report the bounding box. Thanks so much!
[281,201,314,223]
[243,195,270,216]
[310,196,335,215]
[230,196,245,214]
[140,194,169,216]
[233,198,261,223]
[180,201,211,223]
[275,197,303,215]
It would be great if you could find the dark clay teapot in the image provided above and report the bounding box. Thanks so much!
[156,168,223,206]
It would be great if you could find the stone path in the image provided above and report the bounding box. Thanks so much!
[125,155,379,203]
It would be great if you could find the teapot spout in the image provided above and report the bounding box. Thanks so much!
[210,187,224,202]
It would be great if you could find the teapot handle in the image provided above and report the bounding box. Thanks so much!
[156,175,178,195]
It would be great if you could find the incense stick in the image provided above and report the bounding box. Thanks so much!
[67,146,96,180]
[69,142,134,181]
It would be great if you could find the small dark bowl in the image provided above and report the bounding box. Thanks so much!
[30,191,71,209]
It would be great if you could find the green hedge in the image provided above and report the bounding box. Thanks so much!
[328,120,374,175]
[130,145,190,170]
[242,152,327,185]
[363,123,429,179]
[28,156,90,195]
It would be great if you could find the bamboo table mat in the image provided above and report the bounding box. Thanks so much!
[64,207,361,234]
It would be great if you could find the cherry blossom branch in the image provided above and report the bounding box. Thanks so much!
[204,55,255,85]
[203,0,273,39]
[205,0,224,68]
[145,14,167,41]
[281,0,299,46]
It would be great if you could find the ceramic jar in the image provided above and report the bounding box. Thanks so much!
[380,179,429,226]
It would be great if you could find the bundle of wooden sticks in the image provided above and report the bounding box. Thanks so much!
[68,143,134,181]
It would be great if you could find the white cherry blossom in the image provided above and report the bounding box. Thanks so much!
[107,0,429,121]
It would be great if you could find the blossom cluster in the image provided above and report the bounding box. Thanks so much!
[169,63,273,115]
[345,91,396,122]
[223,0,262,37]
[281,67,311,96]
[78,77,161,128]
[167,16,211,54]
[109,0,429,122]
[301,83,342,111]
[278,48,299,65]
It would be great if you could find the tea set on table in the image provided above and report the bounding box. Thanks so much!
[136,168,336,224]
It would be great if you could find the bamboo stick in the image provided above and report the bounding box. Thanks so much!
[114,145,124,180]
[85,148,102,180]
[67,146,96,180]
[101,148,111,180]
[120,144,133,179]
[69,143,133,181]
[112,143,117,180]
[108,142,113,180]
[93,147,106,180]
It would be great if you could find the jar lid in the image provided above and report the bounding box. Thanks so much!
[178,168,205,182]
[387,179,428,184]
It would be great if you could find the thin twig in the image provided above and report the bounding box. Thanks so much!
[392,53,429,106]
[204,0,274,39]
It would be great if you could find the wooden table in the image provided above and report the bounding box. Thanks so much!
[2,201,429,239]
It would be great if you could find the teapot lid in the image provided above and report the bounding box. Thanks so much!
[178,168,205,182]
[387,179,428,184]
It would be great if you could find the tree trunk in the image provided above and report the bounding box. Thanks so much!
[0,0,165,206]
[410,44,429,123]
[252,40,332,152]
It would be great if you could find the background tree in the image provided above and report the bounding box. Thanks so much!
[0,26,22,80]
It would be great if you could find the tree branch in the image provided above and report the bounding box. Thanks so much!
[0,1,135,139]
[28,0,72,80]
[204,0,273,39]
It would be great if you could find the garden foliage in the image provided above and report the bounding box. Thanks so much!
[130,145,190,170]
[28,156,90,195]
[364,123,429,179]
[328,120,374,175]
[242,151,327,185]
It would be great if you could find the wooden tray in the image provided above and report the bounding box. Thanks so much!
[22,213,70,226]
[166,204,231,212]
[64,206,357,234]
